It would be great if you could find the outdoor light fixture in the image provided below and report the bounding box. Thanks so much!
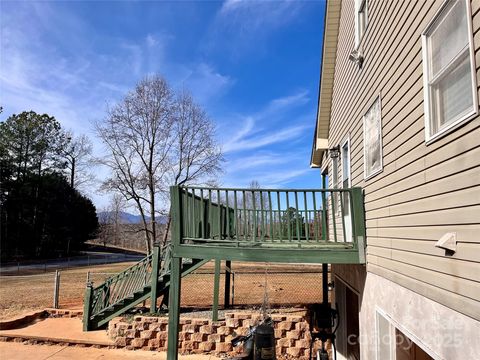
[348,49,364,67]
[328,281,335,291]
[329,146,340,159]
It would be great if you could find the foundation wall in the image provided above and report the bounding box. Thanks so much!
[360,272,480,360]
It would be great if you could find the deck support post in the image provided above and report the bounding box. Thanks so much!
[224,260,231,308]
[167,256,182,360]
[212,259,221,321]
[150,243,160,313]
[167,185,183,360]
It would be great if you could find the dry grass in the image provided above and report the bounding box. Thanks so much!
[0,261,326,321]
[0,262,136,320]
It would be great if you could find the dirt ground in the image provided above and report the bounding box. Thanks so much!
[0,260,326,320]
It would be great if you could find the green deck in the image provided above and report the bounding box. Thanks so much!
[82,184,366,359]
[166,185,366,359]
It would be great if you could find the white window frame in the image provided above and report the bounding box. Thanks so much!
[331,156,339,189]
[375,308,440,359]
[363,95,383,180]
[341,136,351,189]
[355,0,368,48]
[375,309,396,360]
[421,0,478,144]
[331,152,340,216]
[339,136,351,218]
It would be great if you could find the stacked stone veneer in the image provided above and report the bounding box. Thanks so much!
[108,312,320,359]
[46,309,83,319]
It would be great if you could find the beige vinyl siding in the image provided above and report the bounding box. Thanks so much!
[325,0,480,320]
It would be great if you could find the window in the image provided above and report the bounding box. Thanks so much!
[355,0,368,48]
[331,156,339,189]
[363,96,383,179]
[422,0,478,142]
[331,152,339,215]
[341,138,352,242]
[341,138,351,189]
[376,311,395,360]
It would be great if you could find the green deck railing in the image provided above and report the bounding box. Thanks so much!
[177,186,365,249]
[166,185,366,360]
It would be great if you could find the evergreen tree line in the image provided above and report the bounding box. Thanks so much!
[0,111,98,260]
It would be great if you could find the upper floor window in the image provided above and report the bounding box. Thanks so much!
[422,0,478,143]
[363,96,383,179]
[355,0,368,48]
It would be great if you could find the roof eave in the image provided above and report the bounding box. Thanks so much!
[310,0,342,168]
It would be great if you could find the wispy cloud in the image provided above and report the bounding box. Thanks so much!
[218,0,304,31]
[206,0,306,58]
[222,166,311,189]
[223,123,309,153]
[219,89,315,189]
[180,63,234,104]
[221,90,310,153]
[257,168,312,188]
[226,151,302,172]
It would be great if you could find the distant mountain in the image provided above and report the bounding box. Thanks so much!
[97,211,168,225]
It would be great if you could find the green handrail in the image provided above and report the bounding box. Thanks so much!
[178,186,363,247]
[88,253,154,319]
[85,245,173,323]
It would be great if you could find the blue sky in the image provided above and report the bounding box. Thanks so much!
[0,0,325,208]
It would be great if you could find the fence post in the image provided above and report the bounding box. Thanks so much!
[231,272,235,307]
[53,270,61,309]
[150,243,160,313]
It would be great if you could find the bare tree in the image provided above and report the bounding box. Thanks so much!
[160,90,224,245]
[96,76,175,253]
[109,193,126,246]
[98,206,114,247]
[96,77,223,252]
[63,133,96,191]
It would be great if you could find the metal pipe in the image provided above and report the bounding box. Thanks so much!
[322,263,328,305]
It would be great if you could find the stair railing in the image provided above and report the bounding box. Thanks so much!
[87,253,154,320]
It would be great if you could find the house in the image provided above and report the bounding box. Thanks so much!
[311,0,480,359]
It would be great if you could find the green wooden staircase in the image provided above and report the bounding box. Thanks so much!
[82,245,209,331]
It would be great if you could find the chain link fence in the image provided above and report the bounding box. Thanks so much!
[0,261,327,320]
[0,262,136,320]
[179,262,326,309]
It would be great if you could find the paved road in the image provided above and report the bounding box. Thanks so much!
[0,251,144,275]
[0,342,220,360]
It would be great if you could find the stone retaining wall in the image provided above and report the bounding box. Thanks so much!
[108,311,321,359]
[46,309,83,319]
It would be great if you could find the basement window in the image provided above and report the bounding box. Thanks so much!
[422,0,478,143]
